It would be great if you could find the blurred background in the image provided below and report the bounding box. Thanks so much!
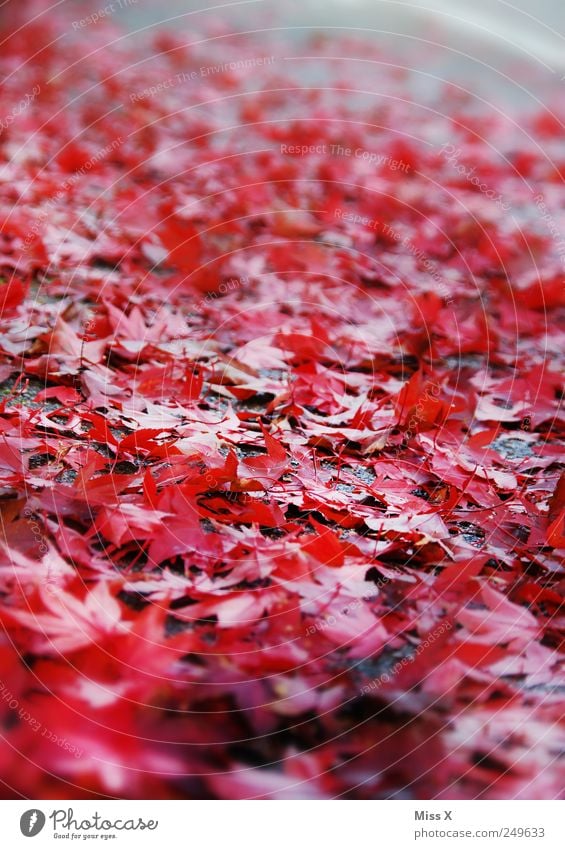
[110,0,565,105]
[3,0,563,109]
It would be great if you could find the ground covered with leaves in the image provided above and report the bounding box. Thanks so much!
[0,6,564,800]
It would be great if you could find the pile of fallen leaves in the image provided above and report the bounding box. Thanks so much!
[0,5,563,800]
